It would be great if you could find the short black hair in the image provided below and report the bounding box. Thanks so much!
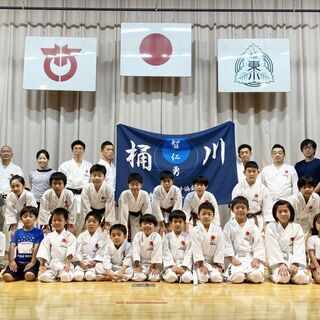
[36,149,50,160]
[244,161,259,171]
[20,206,39,218]
[238,144,252,155]
[311,213,320,235]
[300,139,317,152]
[272,144,285,154]
[71,140,86,150]
[230,196,249,210]
[49,172,67,186]
[128,172,143,184]
[85,211,103,224]
[193,175,208,187]
[139,214,158,226]
[110,223,127,236]
[198,202,215,215]
[10,175,25,186]
[90,164,106,176]
[297,176,315,189]
[51,207,69,221]
[160,170,173,181]
[169,210,186,222]
[272,200,295,222]
[101,141,114,150]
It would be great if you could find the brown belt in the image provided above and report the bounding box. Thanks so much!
[247,211,262,227]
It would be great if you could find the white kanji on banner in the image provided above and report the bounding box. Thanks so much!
[120,23,192,77]
[23,37,97,91]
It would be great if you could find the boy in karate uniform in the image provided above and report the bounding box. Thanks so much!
[232,161,273,232]
[152,170,182,234]
[73,212,107,281]
[96,224,133,282]
[224,196,265,284]
[118,172,151,241]
[192,202,224,283]
[162,210,192,283]
[81,164,115,231]
[37,207,77,282]
[38,172,76,234]
[288,176,320,238]
[132,214,162,282]
[183,175,220,231]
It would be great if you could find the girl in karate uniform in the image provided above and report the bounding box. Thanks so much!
[265,200,309,284]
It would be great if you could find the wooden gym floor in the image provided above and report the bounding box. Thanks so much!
[1,273,320,320]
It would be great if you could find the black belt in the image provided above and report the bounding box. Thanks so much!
[161,206,174,213]
[67,188,83,195]
[190,211,198,227]
[129,210,142,217]
[91,207,105,215]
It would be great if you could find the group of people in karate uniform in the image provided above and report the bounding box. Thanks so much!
[0,138,320,284]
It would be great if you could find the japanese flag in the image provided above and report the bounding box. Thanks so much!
[120,23,192,77]
[23,37,97,91]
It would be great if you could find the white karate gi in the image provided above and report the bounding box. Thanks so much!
[224,219,265,283]
[151,185,182,223]
[98,159,116,191]
[118,190,151,240]
[183,191,220,230]
[307,235,320,269]
[162,231,193,283]
[288,192,320,236]
[0,162,23,195]
[192,222,224,283]
[81,181,115,225]
[132,231,162,282]
[38,188,76,226]
[231,179,274,231]
[59,158,92,231]
[37,229,77,282]
[0,231,5,257]
[261,163,298,202]
[236,159,246,182]
[73,228,108,281]
[265,221,310,284]
[95,240,133,281]
[5,189,37,226]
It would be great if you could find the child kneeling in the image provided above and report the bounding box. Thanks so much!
[132,214,162,282]
[37,208,77,282]
[162,210,193,283]
[224,196,265,284]
[192,202,224,283]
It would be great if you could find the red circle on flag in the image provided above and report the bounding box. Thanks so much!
[139,33,173,66]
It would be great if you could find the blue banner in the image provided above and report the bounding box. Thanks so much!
[116,121,237,205]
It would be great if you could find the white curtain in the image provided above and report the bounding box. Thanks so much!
[0,0,319,181]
